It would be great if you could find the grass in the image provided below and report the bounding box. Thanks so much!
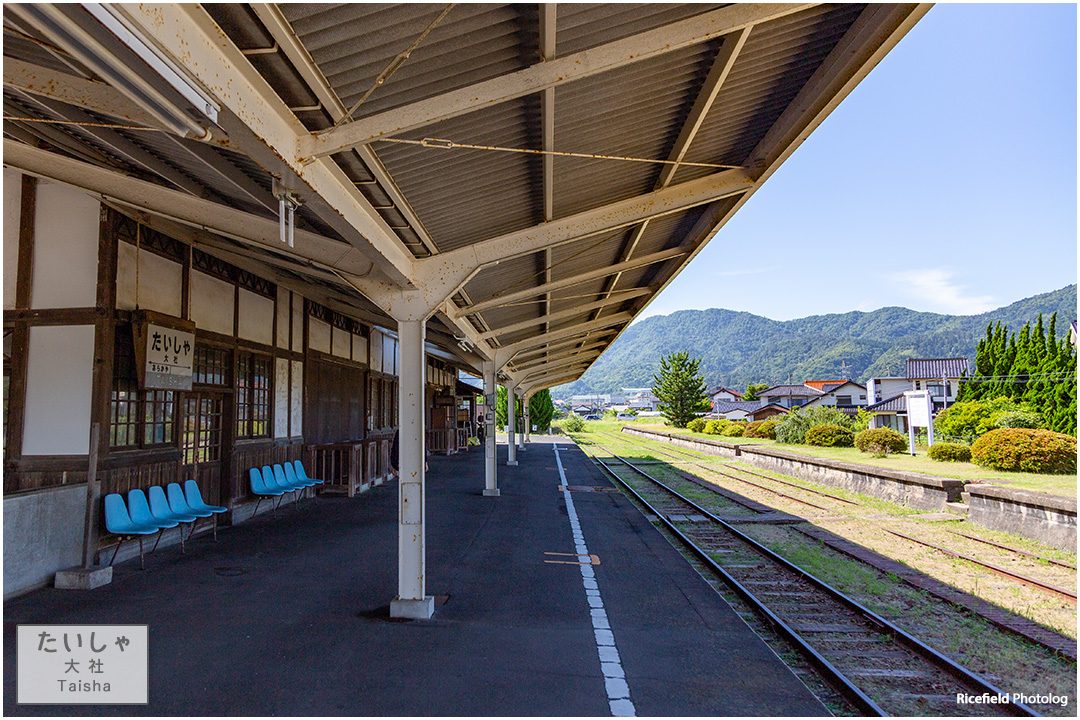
[625,420,1078,498]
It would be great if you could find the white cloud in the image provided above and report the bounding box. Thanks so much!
[889,268,997,315]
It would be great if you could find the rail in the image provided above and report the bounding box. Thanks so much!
[306,442,363,497]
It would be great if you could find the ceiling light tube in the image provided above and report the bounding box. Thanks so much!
[7,3,214,139]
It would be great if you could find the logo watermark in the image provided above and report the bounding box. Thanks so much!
[17,625,148,704]
[957,693,1069,708]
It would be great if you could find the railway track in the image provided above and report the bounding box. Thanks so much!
[601,430,1077,606]
[585,444,1038,717]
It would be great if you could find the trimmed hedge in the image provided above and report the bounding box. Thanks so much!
[720,422,745,437]
[745,419,779,440]
[805,424,855,447]
[687,417,706,434]
[704,419,729,435]
[970,428,1077,474]
[928,442,972,463]
[854,427,907,455]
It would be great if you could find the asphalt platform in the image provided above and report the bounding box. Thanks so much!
[4,435,828,716]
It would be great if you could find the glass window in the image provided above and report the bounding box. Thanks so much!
[110,326,174,449]
[236,351,271,438]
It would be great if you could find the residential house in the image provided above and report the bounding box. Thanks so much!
[756,384,823,408]
[803,379,847,393]
[710,386,743,403]
[803,381,868,413]
[906,358,968,408]
[866,394,908,433]
[866,357,968,409]
[747,404,788,422]
[623,388,658,412]
[711,400,766,421]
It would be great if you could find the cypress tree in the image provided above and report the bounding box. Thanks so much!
[528,389,555,433]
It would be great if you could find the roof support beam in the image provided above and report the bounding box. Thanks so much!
[595,27,750,320]
[303,3,816,158]
[518,353,596,378]
[631,4,932,343]
[512,348,602,375]
[492,312,632,363]
[519,362,591,386]
[248,3,441,258]
[512,338,612,367]
[478,288,650,341]
[3,140,376,278]
[441,168,752,272]
[10,89,211,199]
[105,3,418,287]
[539,3,557,338]
[3,57,162,129]
[453,247,687,318]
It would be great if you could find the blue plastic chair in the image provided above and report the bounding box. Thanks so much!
[250,467,285,517]
[128,489,178,531]
[148,486,197,553]
[103,493,159,568]
[127,489,178,559]
[293,460,324,486]
[179,481,227,541]
[184,480,227,514]
[263,465,300,508]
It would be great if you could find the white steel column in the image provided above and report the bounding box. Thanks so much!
[390,319,434,619]
[482,360,499,497]
[506,380,519,466]
[524,391,532,445]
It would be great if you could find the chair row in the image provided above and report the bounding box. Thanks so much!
[248,460,324,517]
[104,480,226,568]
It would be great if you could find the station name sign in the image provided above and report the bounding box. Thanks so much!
[133,310,196,391]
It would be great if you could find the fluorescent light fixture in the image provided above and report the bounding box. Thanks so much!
[7,3,217,139]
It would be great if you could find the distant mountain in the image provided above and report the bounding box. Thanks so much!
[552,285,1077,398]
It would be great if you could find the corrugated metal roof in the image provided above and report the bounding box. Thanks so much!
[906,358,970,380]
[867,394,907,413]
[2,3,926,387]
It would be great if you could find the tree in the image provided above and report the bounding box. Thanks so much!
[529,389,555,432]
[652,351,711,428]
[495,386,523,429]
[744,383,770,401]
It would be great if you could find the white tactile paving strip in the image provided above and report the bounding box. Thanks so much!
[554,444,636,717]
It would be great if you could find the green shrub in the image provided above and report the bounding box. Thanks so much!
[805,424,855,447]
[935,397,1038,439]
[928,442,972,463]
[561,414,585,433]
[970,429,1077,474]
[992,410,1044,430]
[687,417,707,434]
[756,420,780,439]
[704,419,729,435]
[854,427,907,455]
[721,422,745,437]
[775,406,854,444]
[744,420,763,437]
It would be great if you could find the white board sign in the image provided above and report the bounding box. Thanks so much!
[904,390,931,427]
[134,311,195,391]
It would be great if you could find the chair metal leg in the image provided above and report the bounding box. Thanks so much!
[108,538,125,567]
[138,537,145,569]
[150,530,164,554]
[253,496,263,519]
[212,514,218,542]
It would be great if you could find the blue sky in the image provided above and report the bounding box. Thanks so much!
[637,3,1078,322]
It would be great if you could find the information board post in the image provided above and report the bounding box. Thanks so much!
[903,390,935,456]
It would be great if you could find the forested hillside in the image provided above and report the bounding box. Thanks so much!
[552,285,1076,398]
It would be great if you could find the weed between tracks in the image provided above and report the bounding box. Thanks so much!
[571,428,1077,716]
